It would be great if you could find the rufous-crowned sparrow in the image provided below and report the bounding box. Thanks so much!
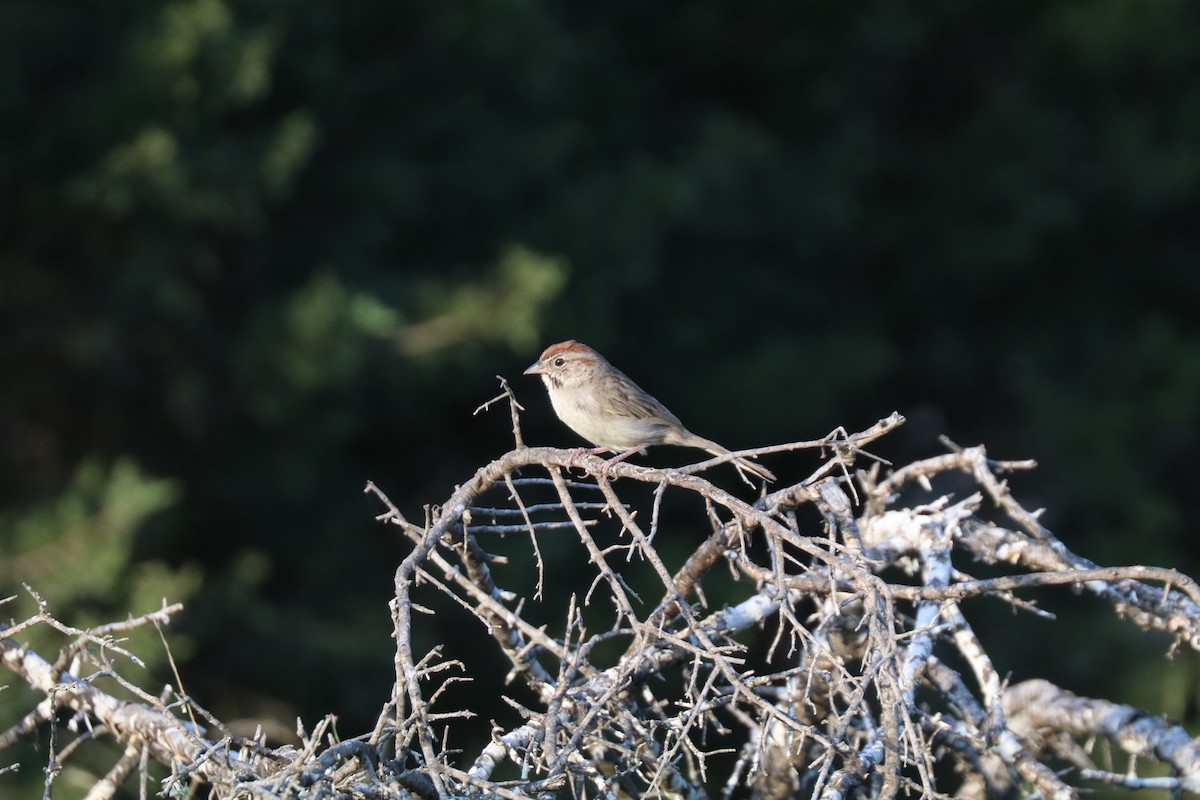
[524,340,775,482]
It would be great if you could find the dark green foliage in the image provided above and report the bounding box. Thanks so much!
[2,0,1199,794]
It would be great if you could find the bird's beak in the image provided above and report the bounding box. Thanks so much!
[523,361,545,376]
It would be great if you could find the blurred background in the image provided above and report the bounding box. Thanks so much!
[2,0,1199,794]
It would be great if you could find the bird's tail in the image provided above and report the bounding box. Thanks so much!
[692,437,776,483]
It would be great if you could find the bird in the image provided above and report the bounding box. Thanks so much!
[523,340,775,482]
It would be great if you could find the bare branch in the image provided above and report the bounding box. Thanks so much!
[5,411,1198,799]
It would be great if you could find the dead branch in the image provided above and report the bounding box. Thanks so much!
[4,406,1200,799]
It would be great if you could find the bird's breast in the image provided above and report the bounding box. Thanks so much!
[548,386,661,450]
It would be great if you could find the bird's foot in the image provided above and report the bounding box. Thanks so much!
[598,446,644,482]
[566,446,611,472]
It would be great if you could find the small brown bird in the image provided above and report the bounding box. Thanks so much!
[524,340,774,482]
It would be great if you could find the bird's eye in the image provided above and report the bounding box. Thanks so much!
[553,357,566,367]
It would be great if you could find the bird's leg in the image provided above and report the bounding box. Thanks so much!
[599,446,644,482]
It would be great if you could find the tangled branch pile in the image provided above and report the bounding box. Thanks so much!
[4,406,1200,799]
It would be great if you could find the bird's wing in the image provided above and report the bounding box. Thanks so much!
[600,370,683,427]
